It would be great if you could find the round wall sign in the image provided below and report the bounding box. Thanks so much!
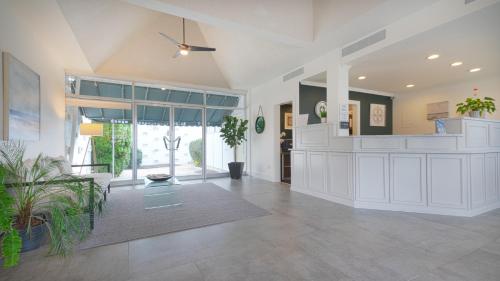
[255,105,265,134]
[315,101,327,118]
[255,116,265,134]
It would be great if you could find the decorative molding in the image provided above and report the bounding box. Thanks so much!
[349,87,396,97]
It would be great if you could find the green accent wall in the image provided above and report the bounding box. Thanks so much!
[299,84,326,124]
[298,84,393,134]
[349,91,393,135]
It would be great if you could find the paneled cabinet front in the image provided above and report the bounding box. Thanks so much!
[327,152,353,200]
[470,154,486,208]
[355,153,389,203]
[427,154,468,209]
[307,151,328,193]
[484,153,497,205]
[291,151,307,190]
[390,154,426,206]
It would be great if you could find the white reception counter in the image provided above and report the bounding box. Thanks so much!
[291,118,500,217]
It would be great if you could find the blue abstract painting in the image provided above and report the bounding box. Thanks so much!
[3,52,40,140]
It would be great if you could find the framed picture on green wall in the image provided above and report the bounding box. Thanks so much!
[370,103,386,127]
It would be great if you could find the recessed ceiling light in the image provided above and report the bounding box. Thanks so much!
[469,68,481,73]
[161,87,166,91]
[358,76,366,80]
[406,84,415,88]
[451,61,463,67]
[427,54,440,60]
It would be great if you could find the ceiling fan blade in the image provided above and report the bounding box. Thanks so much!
[159,32,180,46]
[173,50,181,58]
[188,45,216,52]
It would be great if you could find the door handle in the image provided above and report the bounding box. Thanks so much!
[175,137,181,150]
[163,136,169,150]
[163,136,180,150]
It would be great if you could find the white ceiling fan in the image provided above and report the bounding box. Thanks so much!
[159,18,216,58]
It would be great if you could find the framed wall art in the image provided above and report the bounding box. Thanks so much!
[369,103,386,127]
[2,52,40,140]
[284,112,292,129]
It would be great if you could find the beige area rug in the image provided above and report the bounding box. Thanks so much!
[79,183,270,249]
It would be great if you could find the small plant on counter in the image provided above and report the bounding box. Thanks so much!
[456,88,496,118]
[319,106,327,123]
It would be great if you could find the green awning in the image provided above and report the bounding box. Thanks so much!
[78,80,240,107]
[80,107,234,127]
[77,79,240,126]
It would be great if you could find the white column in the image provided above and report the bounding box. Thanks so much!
[326,50,351,136]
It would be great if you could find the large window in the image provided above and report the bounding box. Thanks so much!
[65,105,133,182]
[65,76,247,183]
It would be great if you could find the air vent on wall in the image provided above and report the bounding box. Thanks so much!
[341,29,386,57]
[283,67,304,82]
[465,0,477,4]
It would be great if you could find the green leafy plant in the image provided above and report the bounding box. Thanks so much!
[220,116,249,162]
[0,168,21,268]
[319,106,327,118]
[189,139,203,167]
[456,97,496,116]
[0,142,103,265]
[93,123,132,176]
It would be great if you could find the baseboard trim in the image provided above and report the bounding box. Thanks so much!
[291,186,354,207]
[251,171,276,182]
[291,187,500,217]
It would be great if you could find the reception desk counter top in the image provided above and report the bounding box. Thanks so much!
[291,118,500,217]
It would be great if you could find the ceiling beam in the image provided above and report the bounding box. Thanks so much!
[123,0,313,47]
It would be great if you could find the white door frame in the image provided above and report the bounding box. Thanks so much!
[348,100,361,135]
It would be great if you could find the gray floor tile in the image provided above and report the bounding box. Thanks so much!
[2,176,500,281]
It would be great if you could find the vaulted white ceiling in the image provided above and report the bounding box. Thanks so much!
[96,14,229,88]
[57,0,159,70]
[32,0,450,90]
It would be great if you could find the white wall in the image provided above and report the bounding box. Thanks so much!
[249,53,336,182]
[394,74,500,135]
[0,1,89,158]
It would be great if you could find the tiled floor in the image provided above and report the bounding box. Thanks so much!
[2,176,500,281]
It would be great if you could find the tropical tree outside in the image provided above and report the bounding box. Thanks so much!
[92,123,132,177]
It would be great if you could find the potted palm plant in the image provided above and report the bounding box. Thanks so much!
[0,142,103,267]
[456,89,496,118]
[0,168,21,268]
[220,115,249,179]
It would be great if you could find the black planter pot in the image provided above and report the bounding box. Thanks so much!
[228,162,244,179]
[18,222,45,252]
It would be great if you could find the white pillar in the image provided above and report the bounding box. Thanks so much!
[326,50,350,136]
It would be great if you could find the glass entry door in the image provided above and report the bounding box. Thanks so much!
[172,107,203,180]
[135,104,204,181]
[136,105,172,180]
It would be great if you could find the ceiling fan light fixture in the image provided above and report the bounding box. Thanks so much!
[180,49,189,56]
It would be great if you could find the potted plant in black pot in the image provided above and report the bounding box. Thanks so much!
[0,142,103,267]
[220,115,249,179]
